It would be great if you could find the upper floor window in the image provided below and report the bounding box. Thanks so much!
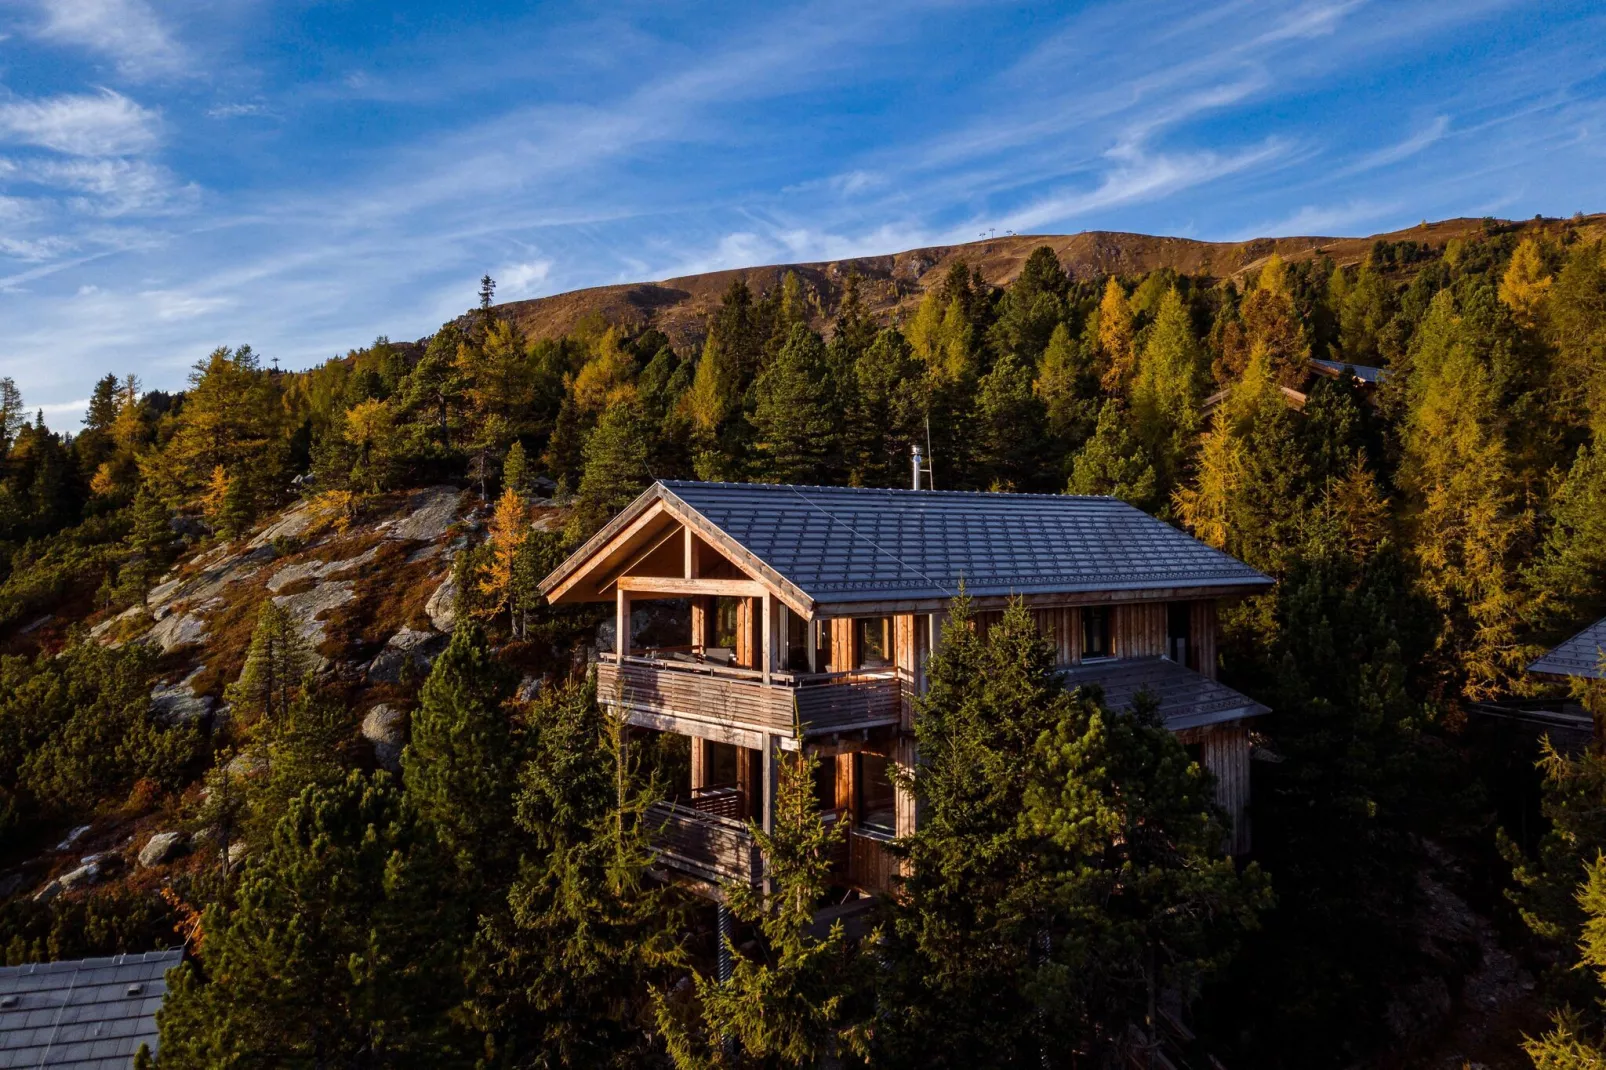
[1081,606,1111,660]
[1167,602,1193,668]
[856,617,892,669]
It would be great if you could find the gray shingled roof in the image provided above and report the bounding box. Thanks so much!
[1529,616,1606,680]
[657,481,1271,607]
[1310,358,1389,385]
[0,949,180,1069]
[1059,656,1270,730]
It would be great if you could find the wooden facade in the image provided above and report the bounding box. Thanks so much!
[541,484,1267,900]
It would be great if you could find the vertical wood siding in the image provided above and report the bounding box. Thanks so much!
[1029,607,1081,667]
[1114,602,1167,658]
[1188,722,1251,855]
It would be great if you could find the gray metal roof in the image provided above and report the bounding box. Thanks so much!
[657,481,1271,607]
[0,949,180,1069]
[1529,616,1606,680]
[1059,656,1270,731]
[1310,358,1389,385]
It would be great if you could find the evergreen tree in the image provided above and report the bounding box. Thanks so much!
[973,350,1045,490]
[1034,322,1098,453]
[658,746,871,1067]
[1067,400,1157,509]
[850,329,927,487]
[503,439,531,498]
[156,772,465,1067]
[226,600,315,729]
[402,622,520,884]
[751,324,838,485]
[567,399,650,543]
[470,677,682,1065]
[1130,287,1204,496]
[876,598,1267,1067]
[1526,440,1606,645]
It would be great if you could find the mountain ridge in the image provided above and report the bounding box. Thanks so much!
[488,214,1604,347]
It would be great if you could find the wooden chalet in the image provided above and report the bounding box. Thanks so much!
[1529,616,1606,682]
[539,480,1275,899]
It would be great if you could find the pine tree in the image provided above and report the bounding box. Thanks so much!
[1034,322,1098,450]
[470,677,682,1064]
[0,376,22,445]
[1067,400,1157,509]
[973,350,1045,490]
[658,746,871,1067]
[850,329,927,487]
[1526,440,1606,644]
[566,399,650,543]
[402,622,520,884]
[155,772,465,1066]
[503,439,530,498]
[226,600,315,729]
[1130,287,1204,495]
[751,324,838,485]
[875,598,1267,1066]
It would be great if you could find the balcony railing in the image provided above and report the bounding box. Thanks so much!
[646,800,761,888]
[597,653,902,738]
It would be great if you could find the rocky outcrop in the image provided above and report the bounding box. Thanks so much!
[381,486,464,543]
[361,705,407,772]
[366,628,446,683]
[138,831,186,868]
[145,610,209,654]
[266,546,380,593]
[273,579,356,646]
[150,667,215,725]
[425,575,458,632]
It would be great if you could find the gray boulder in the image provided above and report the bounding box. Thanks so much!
[366,628,446,683]
[424,575,458,632]
[361,704,408,772]
[383,486,463,543]
[138,831,186,868]
[55,824,90,851]
[150,667,215,725]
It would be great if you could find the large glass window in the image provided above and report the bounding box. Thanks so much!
[706,740,739,787]
[1081,606,1111,660]
[813,753,839,811]
[856,617,892,669]
[855,752,897,835]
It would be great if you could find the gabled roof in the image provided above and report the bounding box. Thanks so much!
[1059,656,1270,731]
[0,948,180,1068]
[542,480,1272,615]
[1529,616,1606,680]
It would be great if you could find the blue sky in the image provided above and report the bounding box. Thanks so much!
[1,0,1603,421]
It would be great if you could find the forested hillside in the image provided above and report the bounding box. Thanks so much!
[2,214,1606,1068]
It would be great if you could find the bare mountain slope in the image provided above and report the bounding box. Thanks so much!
[490,215,1603,348]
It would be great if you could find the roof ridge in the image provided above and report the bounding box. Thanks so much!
[657,478,1119,502]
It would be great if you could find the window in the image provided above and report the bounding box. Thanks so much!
[712,597,740,650]
[786,607,811,671]
[1167,602,1192,668]
[706,741,739,787]
[1081,606,1111,659]
[813,753,839,811]
[856,617,892,669]
[855,752,897,835]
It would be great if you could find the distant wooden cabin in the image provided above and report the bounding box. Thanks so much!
[1520,616,1606,740]
[539,481,1274,899]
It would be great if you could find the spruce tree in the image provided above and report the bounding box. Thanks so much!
[751,324,837,485]
[566,399,650,543]
[1067,400,1157,509]
[876,598,1267,1067]
[657,746,872,1067]
[156,772,465,1067]
[226,600,315,729]
[402,622,520,884]
[470,677,682,1065]
[973,350,1046,490]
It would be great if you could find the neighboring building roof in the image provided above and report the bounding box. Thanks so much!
[1529,616,1606,680]
[1059,656,1270,731]
[546,481,1272,613]
[1310,358,1390,385]
[0,949,180,1069]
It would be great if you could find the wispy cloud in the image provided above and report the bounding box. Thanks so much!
[1341,115,1450,174]
[0,89,159,156]
[30,0,182,78]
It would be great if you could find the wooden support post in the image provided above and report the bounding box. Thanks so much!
[761,731,779,897]
[684,525,697,579]
[806,617,818,673]
[615,589,631,658]
[761,591,773,685]
[690,737,706,791]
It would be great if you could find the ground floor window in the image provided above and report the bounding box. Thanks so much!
[855,752,897,835]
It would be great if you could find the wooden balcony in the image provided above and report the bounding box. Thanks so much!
[646,800,762,888]
[848,829,899,895]
[596,654,902,742]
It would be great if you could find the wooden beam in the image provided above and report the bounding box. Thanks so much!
[761,591,773,686]
[810,583,1275,618]
[684,526,697,579]
[590,520,686,595]
[544,499,669,602]
[615,589,631,658]
[617,576,768,598]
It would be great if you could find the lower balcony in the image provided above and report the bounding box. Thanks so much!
[646,799,762,889]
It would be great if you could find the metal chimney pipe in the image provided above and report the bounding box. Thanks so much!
[911,444,924,490]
